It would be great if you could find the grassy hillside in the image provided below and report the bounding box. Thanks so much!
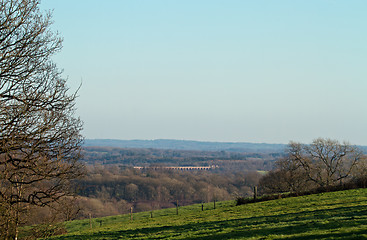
[48,188,367,239]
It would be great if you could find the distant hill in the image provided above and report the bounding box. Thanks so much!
[84,139,367,154]
[84,139,286,153]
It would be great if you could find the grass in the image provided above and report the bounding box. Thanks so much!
[46,188,367,239]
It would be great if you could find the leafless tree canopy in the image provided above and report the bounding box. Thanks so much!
[260,138,365,194]
[0,0,83,238]
[287,138,363,188]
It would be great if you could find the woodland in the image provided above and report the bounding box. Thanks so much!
[24,147,276,224]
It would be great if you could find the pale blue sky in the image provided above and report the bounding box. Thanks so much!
[41,1,367,145]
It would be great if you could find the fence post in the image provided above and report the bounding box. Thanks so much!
[130,206,133,221]
[176,200,179,215]
[254,186,258,201]
[89,213,92,229]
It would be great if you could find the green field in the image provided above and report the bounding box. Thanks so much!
[47,188,367,239]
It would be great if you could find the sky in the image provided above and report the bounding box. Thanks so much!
[40,0,367,145]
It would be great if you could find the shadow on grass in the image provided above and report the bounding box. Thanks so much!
[51,204,367,240]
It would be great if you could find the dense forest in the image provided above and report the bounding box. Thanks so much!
[72,165,263,218]
[23,146,282,225]
[68,146,283,218]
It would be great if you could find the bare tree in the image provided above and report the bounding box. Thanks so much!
[0,0,83,239]
[286,138,363,189]
[259,138,365,194]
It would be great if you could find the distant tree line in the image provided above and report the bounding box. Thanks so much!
[81,147,279,172]
[84,139,286,153]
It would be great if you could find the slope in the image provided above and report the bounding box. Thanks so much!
[48,188,367,239]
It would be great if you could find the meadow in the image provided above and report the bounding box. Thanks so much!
[47,188,367,239]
